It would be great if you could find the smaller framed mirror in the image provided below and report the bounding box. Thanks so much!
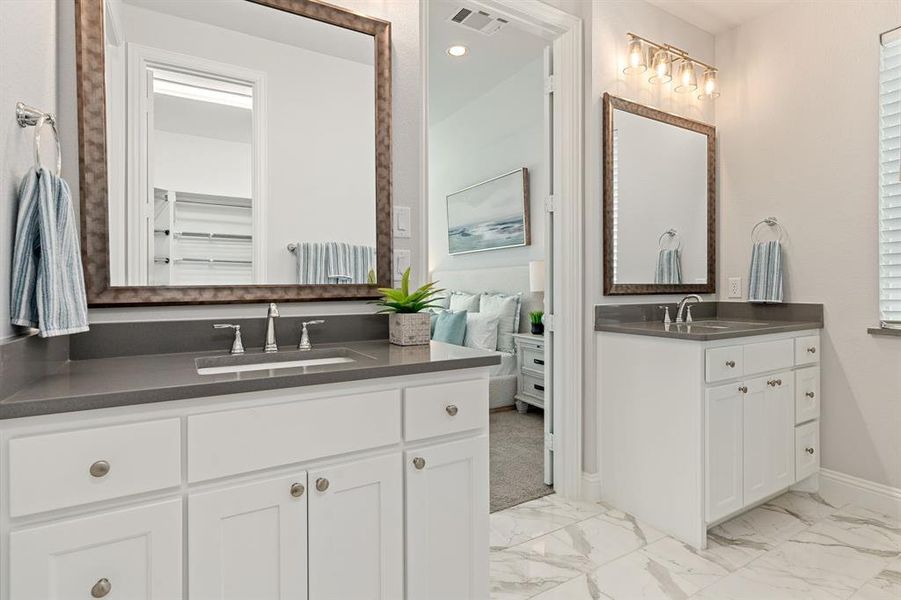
[602,93,715,295]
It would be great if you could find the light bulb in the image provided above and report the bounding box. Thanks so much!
[447,45,468,57]
[698,69,720,100]
[648,48,672,84]
[674,60,697,93]
[623,37,647,75]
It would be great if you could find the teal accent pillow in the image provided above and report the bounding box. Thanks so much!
[430,311,440,336]
[433,310,467,345]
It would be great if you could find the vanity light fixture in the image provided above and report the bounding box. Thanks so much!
[447,45,468,57]
[624,33,719,100]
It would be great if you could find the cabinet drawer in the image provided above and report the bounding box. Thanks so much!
[743,338,794,376]
[404,379,488,441]
[8,419,182,517]
[10,499,183,600]
[188,389,401,482]
[521,345,545,375]
[795,335,820,366]
[521,373,546,401]
[795,421,819,482]
[795,367,820,424]
[706,346,744,382]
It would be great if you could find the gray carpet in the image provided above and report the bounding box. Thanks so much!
[489,409,554,513]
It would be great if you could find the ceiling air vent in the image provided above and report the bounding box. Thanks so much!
[447,7,508,36]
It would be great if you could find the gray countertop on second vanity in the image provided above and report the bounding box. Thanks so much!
[595,301,824,341]
[0,340,500,420]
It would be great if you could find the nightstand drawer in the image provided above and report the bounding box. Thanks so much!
[521,345,545,375]
[521,373,546,401]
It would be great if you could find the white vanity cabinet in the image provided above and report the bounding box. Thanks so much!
[0,369,490,600]
[599,329,821,549]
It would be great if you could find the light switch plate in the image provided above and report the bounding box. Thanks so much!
[393,206,411,238]
[728,277,742,299]
[393,249,411,280]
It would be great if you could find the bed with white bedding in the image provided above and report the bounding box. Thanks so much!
[430,266,542,409]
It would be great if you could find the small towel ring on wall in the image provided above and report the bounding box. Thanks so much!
[16,102,61,177]
[750,216,786,243]
[658,228,681,251]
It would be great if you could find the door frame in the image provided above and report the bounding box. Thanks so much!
[419,0,584,499]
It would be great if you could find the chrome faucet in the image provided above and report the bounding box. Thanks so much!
[213,324,245,354]
[675,295,702,323]
[298,320,325,351]
[264,303,279,353]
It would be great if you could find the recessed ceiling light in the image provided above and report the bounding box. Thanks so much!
[447,45,468,57]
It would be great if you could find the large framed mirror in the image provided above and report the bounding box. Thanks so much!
[75,0,391,305]
[602,93,715,295]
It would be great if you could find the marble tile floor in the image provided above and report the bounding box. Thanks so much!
[490,492,901,600]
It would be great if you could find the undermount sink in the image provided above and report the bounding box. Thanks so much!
[196,348,367,375]
[685,320,773,330]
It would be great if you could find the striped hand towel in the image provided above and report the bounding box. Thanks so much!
[325,242,376,284]
[655,249,683,284]
[748,240,784,303]
[10,168,89,337]
[295,242,329,284]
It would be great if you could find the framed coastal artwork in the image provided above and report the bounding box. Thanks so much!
[446,168,531,255]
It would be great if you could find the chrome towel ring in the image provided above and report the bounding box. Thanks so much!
[750,216,786,243]
[16,101,61,177]
[658,228,681,251]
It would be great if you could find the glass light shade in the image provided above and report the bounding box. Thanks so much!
[648,48,672,84]
[623,37,647,74]
[674,60,697,93]
[698,68,720,100]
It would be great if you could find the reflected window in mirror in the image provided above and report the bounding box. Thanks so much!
[603,94,715,295]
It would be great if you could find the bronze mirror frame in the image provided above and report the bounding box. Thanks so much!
[602,93,716,296]
[75,0,392,306]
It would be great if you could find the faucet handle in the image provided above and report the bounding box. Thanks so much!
[213,324,245,355]
[267,303,279,318]
[298,320,325,350]
[302,319,325,327]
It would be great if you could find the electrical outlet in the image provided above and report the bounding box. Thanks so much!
[728,277,742,299]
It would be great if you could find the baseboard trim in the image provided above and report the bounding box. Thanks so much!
[582,471,601,501]
[819,468,901,520]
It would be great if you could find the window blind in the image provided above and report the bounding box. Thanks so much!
[879,35,901,326]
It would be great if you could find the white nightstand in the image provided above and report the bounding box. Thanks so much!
[513,333,545,413]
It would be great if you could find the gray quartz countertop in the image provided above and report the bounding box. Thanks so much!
[595,319,823,341]
[0,340,501,420]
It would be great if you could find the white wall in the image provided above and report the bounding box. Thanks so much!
[716,0,901,488]
[154,132,252,198]
[0,0,58,341]
[428,57,545,275]
[51,0,421,323]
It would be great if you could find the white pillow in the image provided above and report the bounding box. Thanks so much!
[480,292,522,353]
[463,312,500,352]
[449,291,480,313]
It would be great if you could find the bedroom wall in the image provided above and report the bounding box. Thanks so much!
[715,0,901,489]
[428,57,546,276]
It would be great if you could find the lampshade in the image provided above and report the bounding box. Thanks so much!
[529,260,546,293]
[674,60,697,93]
[698,68,720,100]
[623,36,647,75]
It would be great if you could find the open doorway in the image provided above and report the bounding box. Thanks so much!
[425,1,554,512]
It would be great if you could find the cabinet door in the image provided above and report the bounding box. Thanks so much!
[308,453,403,600]
[406,436,489,600]
[795,366,820,424]
[706,383,744,522]
[742,377,770,504]
[744,372,795,505]
[795,421,820,482]
[10,499,182,600]
[768,372,795,491]
[189,473,308,600]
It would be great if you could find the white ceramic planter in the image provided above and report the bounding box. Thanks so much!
[389,313,431,346]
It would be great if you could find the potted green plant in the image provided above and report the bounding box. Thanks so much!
[529,310,545,335]
[375,268,443,346]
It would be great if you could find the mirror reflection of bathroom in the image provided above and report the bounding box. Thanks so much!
[427,1,554,512]
[104,0,377,287]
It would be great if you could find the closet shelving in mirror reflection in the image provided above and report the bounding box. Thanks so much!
[623,33,720,101]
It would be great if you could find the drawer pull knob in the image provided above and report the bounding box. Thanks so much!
[445,404,459,416]
[290,483,305,498]
[805,447,815,455]
[89,460,110,478]
[534,358,545,366]
[806,391,816,398]
[91,578,111,598]
[767,379,783,387]
[315,478,329,492]
[738,385,748,394]
[413,457,426,470]
[725,360,736,368]
[807,347,817,354]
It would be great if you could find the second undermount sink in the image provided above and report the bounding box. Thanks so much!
[685,320,773,330]
[195,348,368,375]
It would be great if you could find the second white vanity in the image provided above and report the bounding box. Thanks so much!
[596,302,823,549]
